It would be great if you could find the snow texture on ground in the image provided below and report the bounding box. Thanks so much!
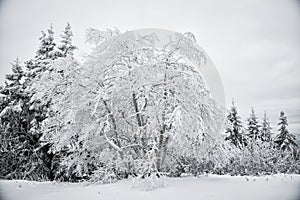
[1,174,300,200]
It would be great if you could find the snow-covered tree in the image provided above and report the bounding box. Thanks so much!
[0,58,26,134]
[0,58,26,127]
[26,24,59,79]
[23,24,78,180]
[274,111,298,151]
[0,58,25,101]
[58,23,77,57]
[225,101,246,148]
[246,107,261,141]
[38,29,226,182]
[0,59,40,179]
[36,24,57,60]
[5,58,24,86]
[25,24,61,136]
[260,111,272,142]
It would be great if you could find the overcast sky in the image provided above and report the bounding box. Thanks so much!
[0,0,300,136]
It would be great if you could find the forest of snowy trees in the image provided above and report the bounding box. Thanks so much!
[0,24,299,184]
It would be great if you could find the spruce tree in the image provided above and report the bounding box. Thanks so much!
[25,24,60,130]
[274,111,298,151]
[260,111,272,142]
[0,59,36,179]
[6,58,24,85]
[36,24,57,60]
[246,107,261,141]
[26,24,59,79]
[23,24,77,180]
[58,23,77,57]
[2,58,25,100]
[0,58,26,110]
[225,100,247,148]
[24,25,60,180]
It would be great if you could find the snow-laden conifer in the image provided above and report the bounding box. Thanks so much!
[260,111,272,142]
[274,111,298,151]
[58,23,77,57]
[225,101,246,148]
[246,107,261,141]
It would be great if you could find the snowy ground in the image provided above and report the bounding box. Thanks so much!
[1,174,300,200]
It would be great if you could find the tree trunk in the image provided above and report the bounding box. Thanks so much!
[102,99,121,147]
[156,66,169,172]
[132,92,147,156]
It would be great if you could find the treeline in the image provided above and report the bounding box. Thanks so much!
[220,101,299,175]
[0,25,299,183]
[169,102,300,177]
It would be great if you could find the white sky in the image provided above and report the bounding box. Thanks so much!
[0,0,300,136]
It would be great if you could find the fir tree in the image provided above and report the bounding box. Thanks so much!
[22,24,78,180]
[274,111,298,151]
[24,26,59,180]
[0,58,26,111]
[260,111,272,142]
[225,100,247,148]
[246,107,261,141]
[0,59,37,179]
[36,24,57,60]
[6,58,24,85]
[26,24,59,79]
[3,58,25,100]
[58,23,77,57]
[25,24,59,129]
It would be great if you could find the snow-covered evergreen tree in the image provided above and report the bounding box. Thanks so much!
[25,24,61,135]
[0,59,25,121]
[0,59,39,179]
[246,107,261,141]
[2,58,25,99]
[26,24,59,79]
[5,58,24,85]
[25,24,78,180]
[225,101,246,148]
[58,23,77,57]
[36,24,57,60]
[0,58,25,120]
[274,111,298,151]
[260,111,272,142]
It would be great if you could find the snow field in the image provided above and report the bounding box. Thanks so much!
[1,174,300,200]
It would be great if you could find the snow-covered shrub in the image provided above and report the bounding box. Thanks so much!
[224,140,300,176]
[166,133,232,177]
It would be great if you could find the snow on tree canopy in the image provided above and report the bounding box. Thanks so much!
[39,28,227,181]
